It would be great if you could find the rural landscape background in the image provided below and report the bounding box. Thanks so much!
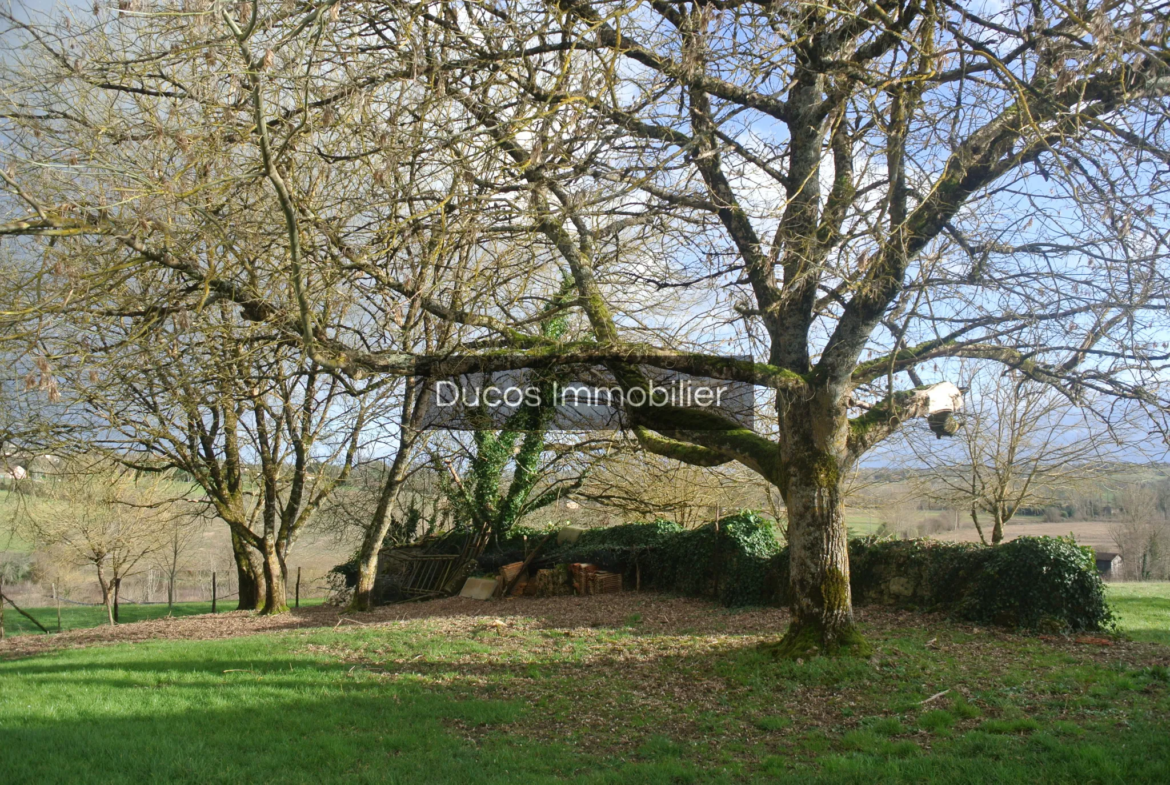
[3,459,1169,614]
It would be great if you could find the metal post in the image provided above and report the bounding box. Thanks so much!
[295,567,301,609]
[211,571,217,613]
[113,577,121,623]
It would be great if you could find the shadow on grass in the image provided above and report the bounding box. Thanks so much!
[3,612,1170,784]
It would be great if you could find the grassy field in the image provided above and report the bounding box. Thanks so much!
[1107,582,1170,645]
[0,599,327,637]
[1,589,1168,783]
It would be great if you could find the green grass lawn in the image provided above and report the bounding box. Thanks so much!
[1,598,325,637]
[1,592,1167,783]
[1106,582,1170,645]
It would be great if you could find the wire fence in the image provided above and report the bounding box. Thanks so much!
[1,566,335,612]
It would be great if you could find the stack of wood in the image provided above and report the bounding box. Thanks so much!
[588,571,623,595]
[497,561,527,597]
[568,563,623,595]
[532,566,572,597]
[569,563,597,595]
[495,562,622,598]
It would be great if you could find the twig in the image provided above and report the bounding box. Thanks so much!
[0,591,51,634]
[333,616,368,629]
[919,689,951,706]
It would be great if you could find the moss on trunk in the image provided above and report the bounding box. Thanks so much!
[763,617,872,659]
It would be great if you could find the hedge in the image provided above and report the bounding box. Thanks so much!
[546,519,1112,632]
[545,512,782,606]
[335,513,1115,633]
[770,535,1113,632]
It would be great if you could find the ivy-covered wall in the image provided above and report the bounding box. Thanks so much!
[340,512,1115,633]
[526,517,1114,633]
[545,512,782,607]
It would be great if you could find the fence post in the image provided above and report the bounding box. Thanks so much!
[113,578,121,624]
[53,583,61,633]
[295,567,301,609]
[211,571,217,614]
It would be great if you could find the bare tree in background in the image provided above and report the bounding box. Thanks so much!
[155,508,207,611]
[912,371,1114,545]
[1112,485,1169,580]
[580,447,770,528]
[18,462,171,625]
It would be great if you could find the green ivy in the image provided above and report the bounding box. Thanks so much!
[769,535,1113,633]
[440,279,576,541]
[957,536,1115,633]
[547,512,782,607]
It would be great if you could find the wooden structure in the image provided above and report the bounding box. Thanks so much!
[384,551,472,598]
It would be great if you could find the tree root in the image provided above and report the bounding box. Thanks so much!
[761,620,873,659]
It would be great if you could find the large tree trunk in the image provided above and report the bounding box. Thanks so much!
[259,537,288,615]
[768,398,870,658]
[231,530,264,611]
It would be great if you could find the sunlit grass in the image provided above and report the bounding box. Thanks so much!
[1,589,1168,783]
[1107,582,1170,645]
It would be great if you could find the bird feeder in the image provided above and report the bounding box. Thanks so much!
[915,382,964,439]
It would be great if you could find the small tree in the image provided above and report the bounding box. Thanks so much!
[1111,485,1169,580]
[21,462,170,624]
[913,372,1112,545]
[155,508,206,611]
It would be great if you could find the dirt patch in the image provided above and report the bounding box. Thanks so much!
[2,592,1163,668]
[0,594,792,660]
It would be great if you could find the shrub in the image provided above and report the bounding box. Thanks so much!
[957,536,1114,633]
[766,535,1112,633]
[329,554,360,589]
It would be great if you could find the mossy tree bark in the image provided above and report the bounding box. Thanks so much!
[231,530,264,611]
[259,537,288,615]
[766,392,868,657]
[775,461,866,656]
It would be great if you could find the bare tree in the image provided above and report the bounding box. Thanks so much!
[912,371,1114,544]
[579,447,768,527]
[155,508,207,611]
[54,303,377,614]
[1111,484,1169,580]
[19,461,171,625]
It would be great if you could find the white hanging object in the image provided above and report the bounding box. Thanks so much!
[914,382,964,438]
